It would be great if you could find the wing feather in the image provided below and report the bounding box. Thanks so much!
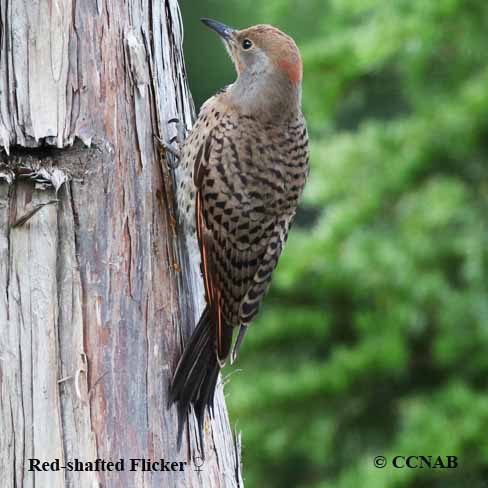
[193,110,303,362]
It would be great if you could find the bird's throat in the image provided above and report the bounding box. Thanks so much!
[228,70,301,121]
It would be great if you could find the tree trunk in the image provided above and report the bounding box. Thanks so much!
[0,1,242,487]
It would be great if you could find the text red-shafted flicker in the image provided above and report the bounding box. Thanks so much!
[170,18,310,433]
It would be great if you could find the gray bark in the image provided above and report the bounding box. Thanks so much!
[0,1,242,487]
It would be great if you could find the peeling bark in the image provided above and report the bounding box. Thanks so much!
[0,1,242,487]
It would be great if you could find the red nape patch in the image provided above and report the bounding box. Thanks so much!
[277,57,302,85]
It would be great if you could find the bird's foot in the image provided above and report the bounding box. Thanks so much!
[154,134,181,169]
[154,118,186,170]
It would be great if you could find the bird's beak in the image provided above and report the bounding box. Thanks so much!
[201,18,236,42]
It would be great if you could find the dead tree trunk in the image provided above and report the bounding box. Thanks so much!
[0,1,242,487]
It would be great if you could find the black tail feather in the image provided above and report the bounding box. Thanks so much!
[170,306,231,449]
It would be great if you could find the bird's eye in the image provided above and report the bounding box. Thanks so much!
[242,39,253,50]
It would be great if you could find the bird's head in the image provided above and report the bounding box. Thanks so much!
[201,18,303,116]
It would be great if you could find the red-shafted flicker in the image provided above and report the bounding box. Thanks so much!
[170,18,310,432]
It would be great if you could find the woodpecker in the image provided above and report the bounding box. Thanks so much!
[170,18,310,434]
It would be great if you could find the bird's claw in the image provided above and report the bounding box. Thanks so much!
[154,134,181,169]
[154,118,187,170]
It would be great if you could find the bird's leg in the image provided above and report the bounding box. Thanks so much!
[164,137,181,159]
[154,118,186,169]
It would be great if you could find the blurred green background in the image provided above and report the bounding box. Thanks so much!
[181,1,488,487]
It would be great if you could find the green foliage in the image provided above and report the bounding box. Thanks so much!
[183,1,488,486]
